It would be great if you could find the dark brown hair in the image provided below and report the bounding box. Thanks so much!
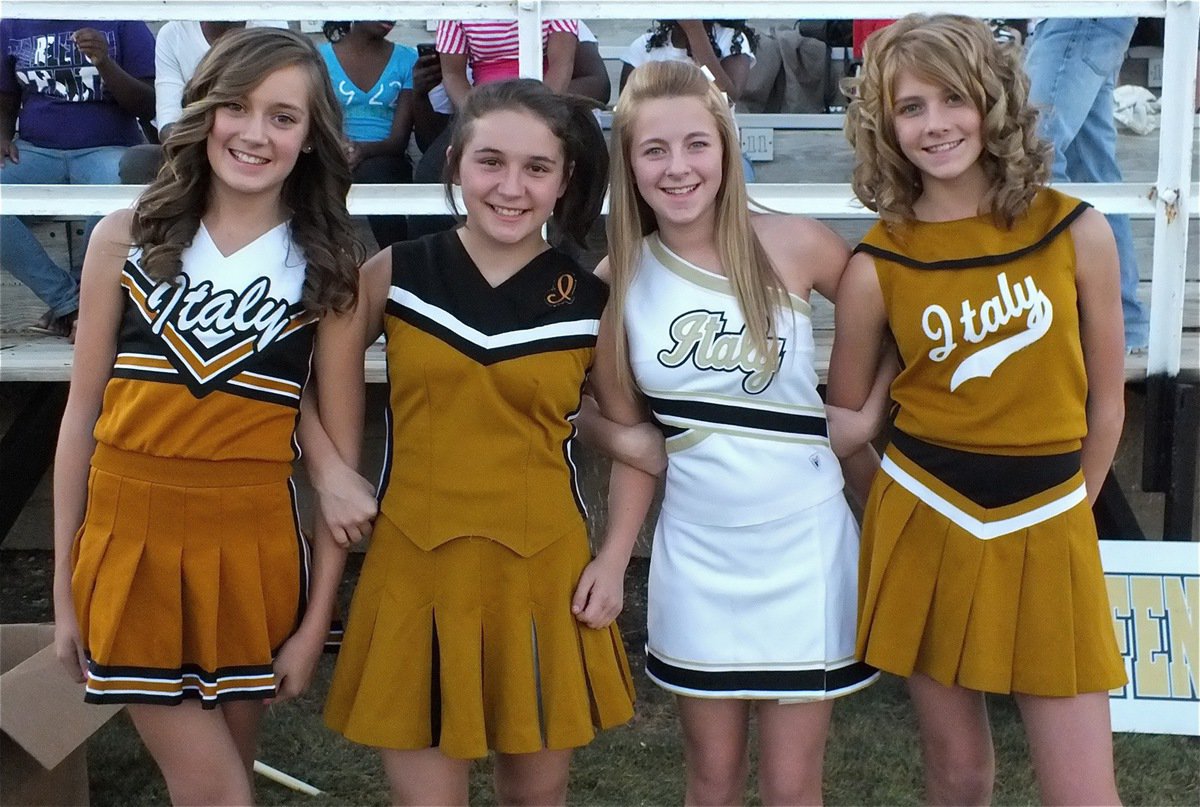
[443,78,608,247]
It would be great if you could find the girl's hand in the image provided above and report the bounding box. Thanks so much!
[270,628,325,703]
[571,554,627,629]
[313,461,376,547]
[54,611,87,683]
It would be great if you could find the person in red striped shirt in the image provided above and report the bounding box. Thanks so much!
[436,18,579,109]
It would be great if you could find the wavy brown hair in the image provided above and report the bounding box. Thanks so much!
[842,14,1051,228]
[131,27,364,314]
[607,60,784,392]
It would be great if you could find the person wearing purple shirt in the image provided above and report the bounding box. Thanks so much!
[0,19,154,338]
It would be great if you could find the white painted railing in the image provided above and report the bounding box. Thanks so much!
[2,0,1198,376]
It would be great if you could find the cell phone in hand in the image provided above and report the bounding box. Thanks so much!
[417,43,436,58]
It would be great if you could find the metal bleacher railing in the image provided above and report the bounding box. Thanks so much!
[1,0,1197,383]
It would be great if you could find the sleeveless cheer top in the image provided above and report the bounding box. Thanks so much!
[857,188,1091,456]
[93,221,316,463]
[626,233,844,526]
[377,230,608,558]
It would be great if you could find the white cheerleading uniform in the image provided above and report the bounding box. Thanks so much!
[626,233,877,699]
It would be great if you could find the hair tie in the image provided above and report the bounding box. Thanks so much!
[698,64,731,107]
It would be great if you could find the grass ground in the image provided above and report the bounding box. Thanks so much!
[3,549,1197,806]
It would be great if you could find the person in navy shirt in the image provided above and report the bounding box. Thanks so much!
[0,19,154,338]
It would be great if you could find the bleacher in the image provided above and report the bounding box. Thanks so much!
[1,1,1198,540]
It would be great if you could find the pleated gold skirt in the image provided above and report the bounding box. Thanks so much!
[856,446,1126,696]
[324,514,635,759]
[72,444,306,707]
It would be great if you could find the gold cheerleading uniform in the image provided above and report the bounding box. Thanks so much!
[854,189,1126,696]
[72,222,318,707]
[324,231,635,760]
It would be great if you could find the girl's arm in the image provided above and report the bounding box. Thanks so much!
[1071,208,1126,503]
[618,62,635,94]
[759,214,888,505]
[439,51,472,111]
[571,301,658,629]
[826,251,893,506]
[543,30,578,94]
[354,88,415,162]
[52,210,132,680]
[567,39,611,105]
[574,393,666,476]
[411,51,450,152]
[677,21,751,101]
[273,249,388,701]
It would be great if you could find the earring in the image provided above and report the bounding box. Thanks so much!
[302,145,313,153]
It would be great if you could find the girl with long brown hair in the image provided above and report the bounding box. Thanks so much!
[52,28,370,804]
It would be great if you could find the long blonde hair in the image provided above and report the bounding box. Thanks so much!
[843,14,1050,228]
[607,60,783,391]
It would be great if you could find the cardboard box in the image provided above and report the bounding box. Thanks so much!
[0,624,123,806]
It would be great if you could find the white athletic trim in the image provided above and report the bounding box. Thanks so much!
[880,454,1088,540]
[389,286,599,347]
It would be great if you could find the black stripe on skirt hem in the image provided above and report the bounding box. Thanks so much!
[646,652,877,694]
[83,687,276,710]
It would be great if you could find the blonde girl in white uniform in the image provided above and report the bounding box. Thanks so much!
[53,28,373,805]
[590,60,881,805]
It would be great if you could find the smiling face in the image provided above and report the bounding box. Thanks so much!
[629,96,724,234]
[205,62,312,205]
[890,68,985,190]
[453,107,568,252]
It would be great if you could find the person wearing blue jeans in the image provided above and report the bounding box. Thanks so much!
[1,144,124,330]
[1,19,155,337]
[1025,17,1149,352]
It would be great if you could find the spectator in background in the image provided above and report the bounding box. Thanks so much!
[320,20,415,249]
[414,20,608,152]
[119,19,287,184]
[619,20,757,102]
[1025,17,1150,352]
[0,19,155,338]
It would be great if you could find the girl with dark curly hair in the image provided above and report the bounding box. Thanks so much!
[830,14,1126,805]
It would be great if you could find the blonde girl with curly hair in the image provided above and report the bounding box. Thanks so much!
[829,14,1126,805]
[53,28,373,804]
[594,59,881,805]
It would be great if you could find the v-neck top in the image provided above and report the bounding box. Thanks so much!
[318,40,416,143]
[93,221,317,463]
[378,229,608,557]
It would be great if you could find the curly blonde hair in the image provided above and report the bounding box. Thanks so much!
[842,14,1051,228]
[131,27,364,314]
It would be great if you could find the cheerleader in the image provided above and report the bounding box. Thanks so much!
[592,60,879,805]
[830,15,1126,804]
[53,28,372,805]
[319,79,652,805]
